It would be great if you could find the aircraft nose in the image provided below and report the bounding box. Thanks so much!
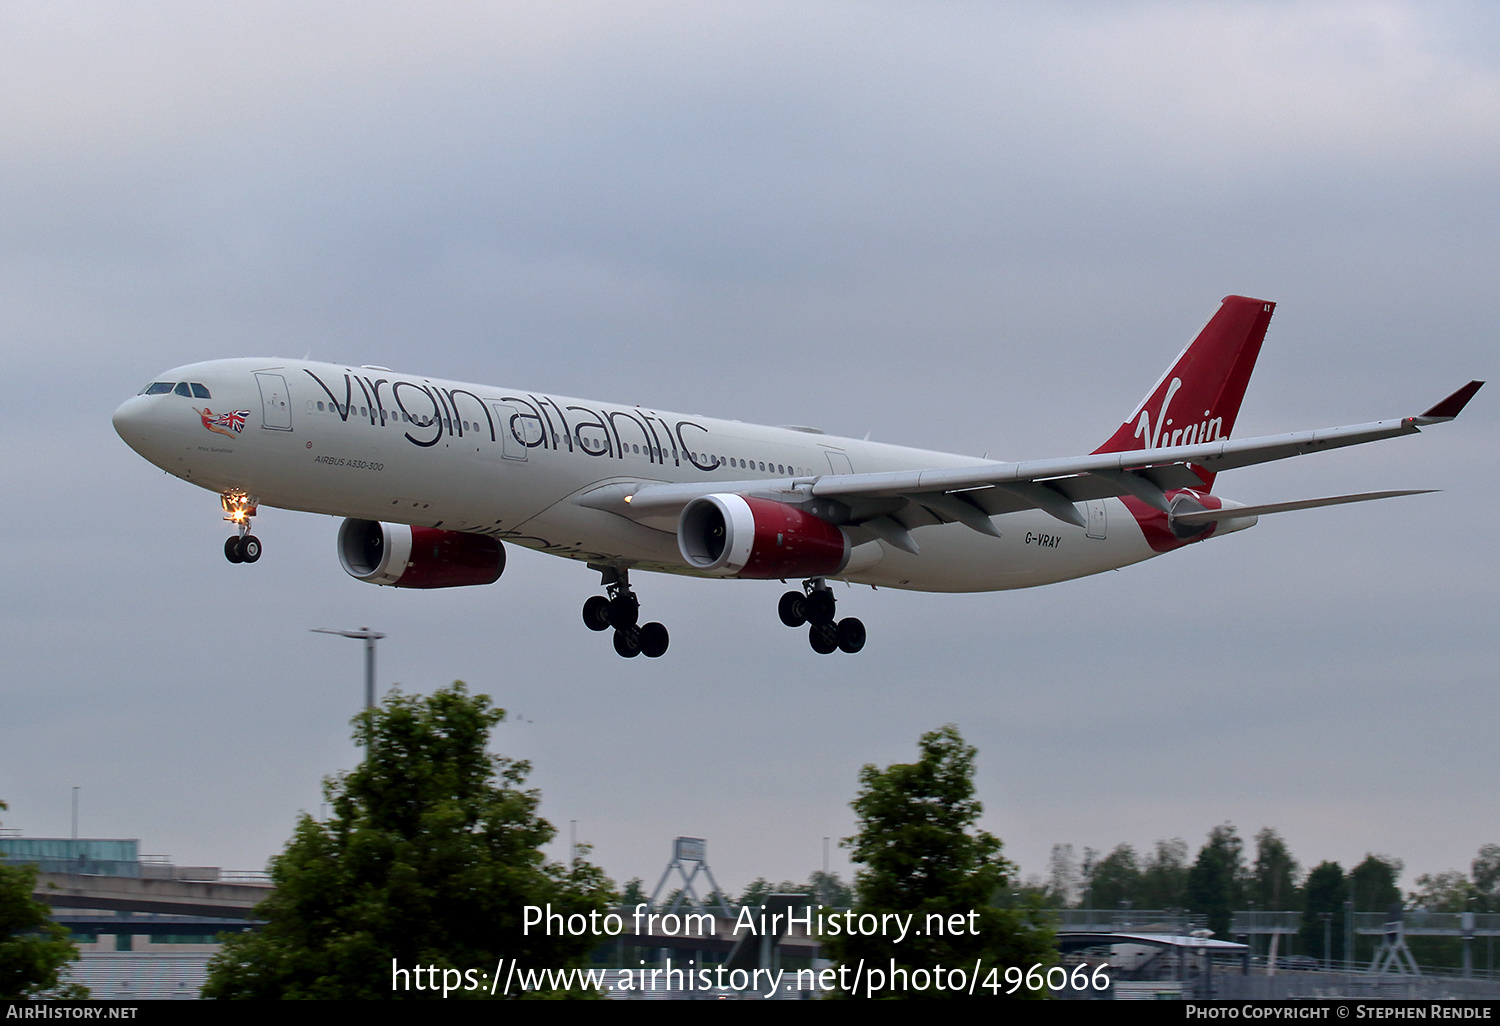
[112,395,155,455]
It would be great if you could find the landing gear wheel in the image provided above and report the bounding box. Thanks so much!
[638,622,669,658]
[224,536,244,564]
[240,535,262,563]
[806,589,836,626]
[582,595,611,632]
[836,617,866,654]
[613,627,641,658]
[778,591,807,628]
[606,595,639,630]
[809,622,839,655]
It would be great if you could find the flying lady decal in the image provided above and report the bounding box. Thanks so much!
[195,407,249,439]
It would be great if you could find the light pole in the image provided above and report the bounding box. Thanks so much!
[311,626,386,710]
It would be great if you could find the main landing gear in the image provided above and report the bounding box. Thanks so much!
[221,489,262,564]
[582,567,669,658]
[778,580,865,655]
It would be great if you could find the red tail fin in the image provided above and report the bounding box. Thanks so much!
[1093,295,1275,491]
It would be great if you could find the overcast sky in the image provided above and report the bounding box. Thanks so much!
[2,2,1495,903]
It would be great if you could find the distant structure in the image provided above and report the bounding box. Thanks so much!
[2,832,268,1000]
[647,837,733,918]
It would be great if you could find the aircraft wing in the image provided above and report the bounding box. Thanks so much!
[575,381,1482,547]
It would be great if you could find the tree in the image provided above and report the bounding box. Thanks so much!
[1138,838,1191,910]
[1472,844,1500,913]
[738,878,804,909]
[1299,861,1346,966]
[620,878,648,911]
[1349,854,1403,913]
[1,801,83,1000]
[1088,844,1141,912]
[1249,828,1299,910]
[1185,824,1245,938]
[809,870,853,908]
[203,683,613,999]
[1349,854,1403,965]
[1409,870,1471,913]
[827,726,1055,999]
[1046,844,1081,908]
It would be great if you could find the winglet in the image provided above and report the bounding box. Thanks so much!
[1415,380,1483,424]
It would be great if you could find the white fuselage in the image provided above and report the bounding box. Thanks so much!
[112,358,1176,592]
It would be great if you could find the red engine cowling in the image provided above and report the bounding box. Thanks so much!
[337,519,505,588]
[677,494,849,578]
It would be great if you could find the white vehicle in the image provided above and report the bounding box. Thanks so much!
[113,296,1480,658]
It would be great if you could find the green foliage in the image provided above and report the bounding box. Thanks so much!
[1137,838,1191,910]
[827,726,1056,999]
[1045,843,1081,907]
[1087,844,1140,911]
[1299,861,1345,965]
[620,878,648,911]
[738,878,801,908]
[1472,844,1500,913]
[1348,854,1403,965]
[657,887,730,915]
[1,801,84,1000]
[1409,870,1472,913]
[1185,824,1245,938]
[736,872,851,910]
[1350,854,1403,913]
[203,683,613,999]
[1249,828,1299,910]
[1405,846,1500,970]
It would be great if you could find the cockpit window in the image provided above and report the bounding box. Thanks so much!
[143,382,175,395]
[173,382,192,397]
[190,383,211,399]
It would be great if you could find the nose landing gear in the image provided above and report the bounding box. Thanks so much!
[583,566,669,658]
[221,490,262,564]
[779,579,865,654]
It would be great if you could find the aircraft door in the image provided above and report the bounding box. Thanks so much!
[1086,500,1107,539]
[487,402,530,461]
[256,372,292,431]
[823,449,853,475]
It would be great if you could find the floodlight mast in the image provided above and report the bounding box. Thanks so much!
[311,626,386,711]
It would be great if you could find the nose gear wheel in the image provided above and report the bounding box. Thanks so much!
[220,491,263,564]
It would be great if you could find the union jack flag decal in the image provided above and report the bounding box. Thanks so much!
[195,407,249,439]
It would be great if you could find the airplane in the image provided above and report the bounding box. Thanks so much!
[112,295,1481,659]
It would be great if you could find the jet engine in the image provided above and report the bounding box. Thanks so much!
[677,494,849,578]
[337,519,505,588]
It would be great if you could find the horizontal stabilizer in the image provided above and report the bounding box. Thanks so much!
[1171,489,1436,525]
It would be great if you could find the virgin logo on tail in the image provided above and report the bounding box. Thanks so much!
[1129,377,1225,451]
[1095,295,1273,465]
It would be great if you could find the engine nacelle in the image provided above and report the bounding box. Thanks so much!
[678,494,849,579]
[337,519,505,588]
